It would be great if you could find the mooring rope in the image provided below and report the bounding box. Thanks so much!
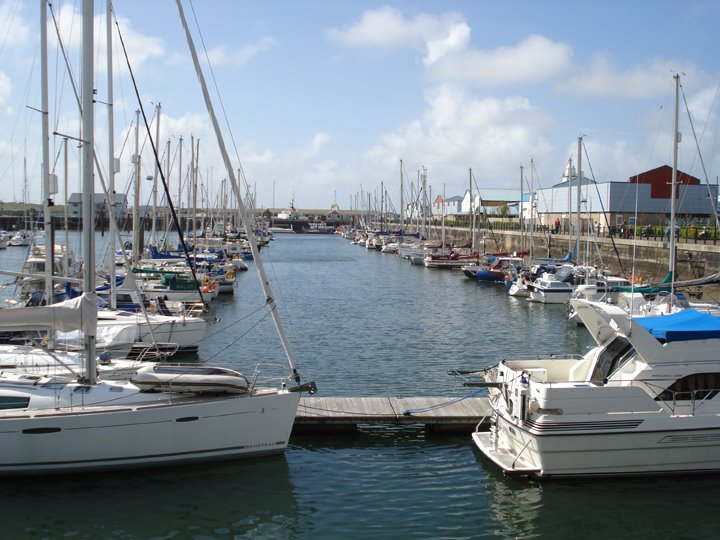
[402,389,485,416]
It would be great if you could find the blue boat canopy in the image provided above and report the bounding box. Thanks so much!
[636,310,720,342]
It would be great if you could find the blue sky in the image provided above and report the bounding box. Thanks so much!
[1,0,719,214]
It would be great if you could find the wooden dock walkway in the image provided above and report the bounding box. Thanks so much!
[294,396,492,434]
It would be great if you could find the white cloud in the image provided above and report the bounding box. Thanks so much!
[206,37,276,67]
[326,6,466,51]
[242,148,275,165]
[424,22,470,65]
[363,84,553,187]
[427,34,573,86]
[306,132,330,157]
[48,5,164,75]
[561,54,684,98]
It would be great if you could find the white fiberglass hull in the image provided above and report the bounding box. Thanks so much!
[507,281,530,297]
[97,311,206,351]
[474,412,720,479]
[0,380,300,475]
[527,290,572,304]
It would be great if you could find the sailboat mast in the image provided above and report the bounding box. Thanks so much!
[442,183,446,248]
[40,0,53,305]
[81,0,96,383]
[177,136,183,229]
[151,103,161,246]
[670,74,680,288]
[575,137,582,261]
[421,166,427,239]
[106,0,117,310]
[399,160,404,234]
[133,110,141,265]
[176,0,300,379]
[470,167,475,253]
[519,165,524,253]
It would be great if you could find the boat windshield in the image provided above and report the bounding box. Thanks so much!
[589,336,634,384]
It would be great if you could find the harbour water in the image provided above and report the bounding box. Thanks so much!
[0,233,719,539]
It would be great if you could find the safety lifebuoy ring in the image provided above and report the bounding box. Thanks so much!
[630,275,640,285]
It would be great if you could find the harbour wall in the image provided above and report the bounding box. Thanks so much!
[431,227,720,283]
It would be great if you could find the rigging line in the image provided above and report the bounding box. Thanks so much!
[0,0,21,56]
[204,308,274,362]
[187,0,251,196]
[680,84,720,230]
[114,17,207,306]
[581,142,626,276]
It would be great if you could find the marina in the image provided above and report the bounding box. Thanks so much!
[3,233,720,537]
[0,1,718,538]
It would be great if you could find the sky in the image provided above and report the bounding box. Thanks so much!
[0,0,719,214]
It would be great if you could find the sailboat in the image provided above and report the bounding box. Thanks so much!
[0,0,314,475]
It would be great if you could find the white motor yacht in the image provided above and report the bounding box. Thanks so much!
[472,299,720,479]
[527,273,573,304]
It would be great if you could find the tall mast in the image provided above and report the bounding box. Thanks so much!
[399,160,404,234]
[177,136,183,228]
[106,0,117,310]
[81,0,96,383]
[519,164,524,254]
[165,138,171,239]
[529,159,536,258]
[670,74,680,290]
[133,110,141,265]
[421,166,427,239]
[442,183,446,248]
[176,0,301,380]
[40,0,53,305]
[575,137,582,261]
[151,103,161,246]
[469,167,475,253]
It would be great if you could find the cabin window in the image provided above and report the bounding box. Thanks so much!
[657,373,720,402]
[0,396,30,409]
[589,337,634,384]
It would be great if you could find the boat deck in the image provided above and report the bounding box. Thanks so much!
[294,396,492,434]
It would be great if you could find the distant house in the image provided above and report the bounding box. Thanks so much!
[433,194,463,216]
[67,192,129,222]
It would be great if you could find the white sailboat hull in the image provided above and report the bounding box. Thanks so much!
[0,381,300,475]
